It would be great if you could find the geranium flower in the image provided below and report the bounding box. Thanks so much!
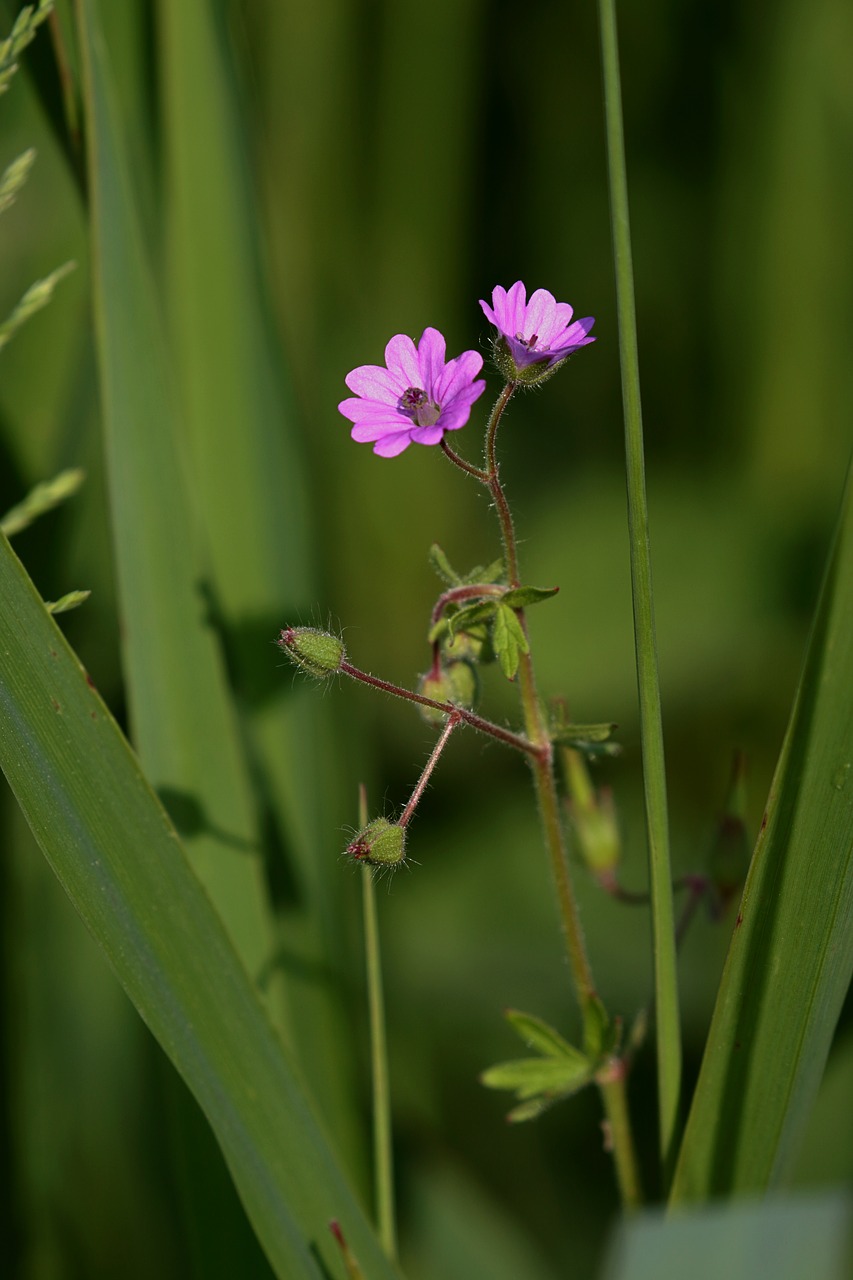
[480,281,595,382]
[339,328,486,457]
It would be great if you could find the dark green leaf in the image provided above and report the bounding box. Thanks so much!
[0,534,400,1280]
[671,461,853,1202]
[447,599,499,636]
[492,602,529,681]
[502,584,560,608]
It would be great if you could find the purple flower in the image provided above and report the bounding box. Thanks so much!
[480,281,595,380]
[339,328,486,457]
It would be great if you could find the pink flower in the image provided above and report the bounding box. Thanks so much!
[339,328,486,457]
[480,282,595,379]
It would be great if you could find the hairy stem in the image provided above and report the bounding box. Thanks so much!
[478,384,641,1206]
[398,714,460,827]
[339,660,539,758]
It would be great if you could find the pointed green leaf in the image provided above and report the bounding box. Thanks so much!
[550,721,619,747]
[481,1056,592,1100]
[671,462,853,1202]
[506,1096,563,1124]
[462,556,505,585]
[429,542,462,585]
[447,599,499,637]
[504,1009,587,1061]
[502,584,560,608]
[492,601,529,681]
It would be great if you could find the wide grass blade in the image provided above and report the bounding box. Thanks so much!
[670,459,853,1200]
[76,0,276,987]
[155,0,360,1158]
[0,530,400,1280]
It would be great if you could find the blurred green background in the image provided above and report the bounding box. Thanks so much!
[1,0,851,1277]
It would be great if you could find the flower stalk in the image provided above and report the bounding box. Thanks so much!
[338,659,539,759]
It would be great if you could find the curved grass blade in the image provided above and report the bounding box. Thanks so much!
[671,460,853,1201]
[0,531,401,1280]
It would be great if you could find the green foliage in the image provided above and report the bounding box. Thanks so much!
[1,0,851,1275]
[0,260,75,350]
[0,531,400,1280]
[492,600,530,680]
[0,466,84,536]
[0,145,35,212]
[670,461,853,1202]
[0,0,52,94]
[481,1008,596,1123]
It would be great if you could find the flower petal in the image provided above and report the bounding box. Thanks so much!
[416,327,447,396]
[523,288,557,341]
[384,334,421,388]
[350,415,409,442]
[338,396,399,423]
[372,430,413,457]
[409,423,445,446]
[503,281,528,335]
[345,363,402,402]
[434,348,484,404]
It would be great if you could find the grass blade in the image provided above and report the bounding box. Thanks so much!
[597,0,681,1178]
[0,530,401,1280]
[156,0,360,1158]
[77,0,276,986]
[670,459,853,1200]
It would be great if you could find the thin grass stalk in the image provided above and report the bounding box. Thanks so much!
[359,786,396,1260]
[597,0,682,1181]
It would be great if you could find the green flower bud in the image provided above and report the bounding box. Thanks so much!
[346,817,406,868]
[277,626,346,679]
[417,660,479,726]
[443,624,489,664]
[564,746,621,878]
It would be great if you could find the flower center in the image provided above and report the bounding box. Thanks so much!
[397,386,441,427]
[516,331,540,350]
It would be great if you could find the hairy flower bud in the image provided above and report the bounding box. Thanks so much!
[417,660,479,726]
[277,626,346,679]
[346,817,406,868]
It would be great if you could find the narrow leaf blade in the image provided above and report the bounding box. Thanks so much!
[671,463,853,1201]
